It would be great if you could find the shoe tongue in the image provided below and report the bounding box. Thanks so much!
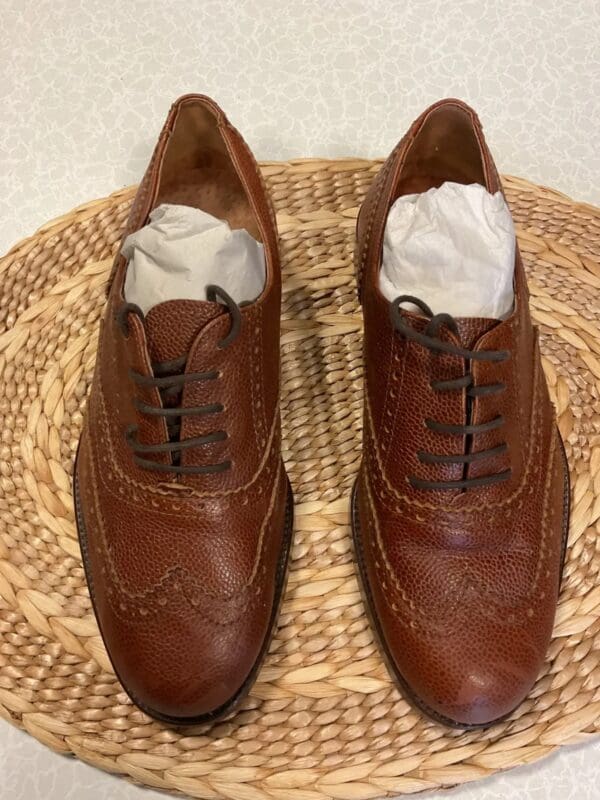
[453,317,500,350]
[144,299,224,364]
[407,305,501,350]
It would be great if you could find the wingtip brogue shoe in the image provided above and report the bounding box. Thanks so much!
[353,98,569,728]
[75,94,293,724]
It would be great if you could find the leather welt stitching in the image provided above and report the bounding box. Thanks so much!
[248,306,262,454]
[259,304,267,442]
[251,304,268,450]
[365,350,544,512]
[527,408,558,596]
[363,472,415,613]
[359,136,409,280]
[362,471,466,636]
[377,317,396,444]
[357,157,393,291]
[382,337,408,472]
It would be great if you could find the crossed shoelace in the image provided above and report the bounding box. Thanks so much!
[116,287,510,487]
[389,294,512,491]
[116,285,241,475]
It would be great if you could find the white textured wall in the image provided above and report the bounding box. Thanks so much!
[1,0,599,253]
[1,1,599,798]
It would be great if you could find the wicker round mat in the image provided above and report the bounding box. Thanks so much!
[1,159,599,798]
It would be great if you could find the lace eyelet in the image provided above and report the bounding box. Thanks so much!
[125,424,138,445]
[117,311,130,338]
[116,302,143,339]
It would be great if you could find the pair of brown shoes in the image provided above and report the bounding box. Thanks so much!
[75,94,569,729]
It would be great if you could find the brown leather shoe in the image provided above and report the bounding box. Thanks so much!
[353,99,569,728]
[75,95,293,724]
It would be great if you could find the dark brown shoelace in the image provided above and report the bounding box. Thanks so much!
[390,294,511,491]
[117,285,241,475]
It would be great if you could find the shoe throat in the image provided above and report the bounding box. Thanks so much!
[144,298,224,366]
[390,295,510,492]
[143,298,225,462]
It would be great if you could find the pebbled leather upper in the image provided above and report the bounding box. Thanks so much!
[76,95,290,720]
[355,99,568,727]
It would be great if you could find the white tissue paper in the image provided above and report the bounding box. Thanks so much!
[379,182,515,319]
[123,204,266,315]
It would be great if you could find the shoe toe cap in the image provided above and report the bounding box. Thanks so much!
[416,662,532,727]
[394,624,546,727]
[101,602,267,722]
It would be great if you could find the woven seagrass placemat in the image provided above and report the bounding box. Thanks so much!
[0,159,599,798]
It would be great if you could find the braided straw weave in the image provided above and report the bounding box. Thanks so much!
[1,159,599,798]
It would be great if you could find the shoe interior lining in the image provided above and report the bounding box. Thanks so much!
[394,106,486,197]
[156,103,261,241]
